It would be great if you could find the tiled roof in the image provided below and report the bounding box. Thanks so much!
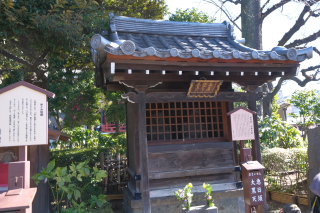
[90,13,313,63]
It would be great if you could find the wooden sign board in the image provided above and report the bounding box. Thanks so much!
[187,80,223,98]
[227,107,256,141]
[0,82,54,147]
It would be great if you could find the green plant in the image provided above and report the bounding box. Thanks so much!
[174,183,193,210]
[203,183,214,207]
[168,8,215,23]
[289,89,320,140]
[32,160,108,213]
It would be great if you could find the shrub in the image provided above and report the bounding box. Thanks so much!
[262,147,308,195]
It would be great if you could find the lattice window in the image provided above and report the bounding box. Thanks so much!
[146,101,227,143]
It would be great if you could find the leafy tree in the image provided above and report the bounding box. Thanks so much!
[205,0,320,118]
[259,95,302,149]
[104,91,126,133]
[102,0,168,19]
[169,8,215,23]
[289,89,320,140]
[0,0,168,89]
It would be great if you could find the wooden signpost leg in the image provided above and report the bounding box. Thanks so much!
[19,146,28,161]
[136,85,151,213]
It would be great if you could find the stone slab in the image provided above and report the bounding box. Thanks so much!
[308,127,320,196]
[123,187,245,213]
[182,205,218,213]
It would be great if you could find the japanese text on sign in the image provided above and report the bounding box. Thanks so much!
[0,86,47,147]
[230,109,255,140]
[248,171,264,205]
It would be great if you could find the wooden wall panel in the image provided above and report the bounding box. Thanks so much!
[148,147,233,173]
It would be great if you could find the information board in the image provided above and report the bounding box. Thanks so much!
[228,107,255,141]
[0,85,48,147]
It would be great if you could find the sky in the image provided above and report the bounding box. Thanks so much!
[165,0,320,97]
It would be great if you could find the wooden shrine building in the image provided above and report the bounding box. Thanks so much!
[91,13,313,213]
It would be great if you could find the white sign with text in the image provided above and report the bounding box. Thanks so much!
[230,108,255,141]
[0,86,48,147]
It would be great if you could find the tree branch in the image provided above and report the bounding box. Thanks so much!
[203,0,242,31]
[261,0,291,21]
[314,47,320,56]
[277,5,311,46]
[261,0,271,12]
[222,0,241,4]
[0,49,33,68]
[285,28,320,49]
[233,13,241,22]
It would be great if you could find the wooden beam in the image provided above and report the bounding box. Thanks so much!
[149,166,237,180]
[105,56,299,67]
[136,85,151,213]
[110,73,281,83]
[122,91,264,103]
[113,63,293,73]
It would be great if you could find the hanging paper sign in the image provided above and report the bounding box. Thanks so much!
[0,82,55,147]
[187,80,223,98]
[227,106,256,141]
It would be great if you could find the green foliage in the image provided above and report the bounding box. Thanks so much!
[289,89,320,139]
[259,95,302,149]
[32,160,110,213]
[49,70,103,130]
[104,91,126,132]
[169,8,215,23]
[51,128,126,154]
[262,147,308,195]
[105,0,168,20]
[50,144,108,168]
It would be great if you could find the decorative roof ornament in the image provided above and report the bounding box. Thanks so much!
[120,40,136,55]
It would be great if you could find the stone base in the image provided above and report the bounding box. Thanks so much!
[183,205,218,213]
[123,188,245,213]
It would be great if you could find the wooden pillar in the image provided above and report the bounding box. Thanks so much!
[136,85,151,213]
[247,91,262,163]
[248,91,268,213]
[30,145,50,213]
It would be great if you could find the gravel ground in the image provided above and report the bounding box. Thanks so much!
[267,200,311,213]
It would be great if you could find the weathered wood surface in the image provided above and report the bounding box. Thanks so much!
[30,145,50,213]
[122,91,265,104]
[308,127,320,199]
[136,85,151,213]
[149,166,236,180]
[0,188,37,212]
[148,142,232,153]
[148,148,233,173]
[149,173,234,191]
[111,72,283,83]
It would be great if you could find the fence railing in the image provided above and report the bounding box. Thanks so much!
[100,152,128,194]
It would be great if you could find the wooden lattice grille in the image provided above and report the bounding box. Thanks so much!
[146,101,227,143]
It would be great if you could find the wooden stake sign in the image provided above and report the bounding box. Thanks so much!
[227,106,256,141]
[187,80,223,98]
[0,81,55,147]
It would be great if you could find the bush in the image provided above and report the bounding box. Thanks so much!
[50,147,109,168]
[51,127,127,155]
[262,147,308,195]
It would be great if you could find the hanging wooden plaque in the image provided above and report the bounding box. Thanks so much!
[187,80,223,98]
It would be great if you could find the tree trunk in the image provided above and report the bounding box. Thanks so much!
[115,120,120,133]
[241,0,262,50]
[262,82,274,118]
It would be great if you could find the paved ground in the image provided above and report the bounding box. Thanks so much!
[267,200,310,213]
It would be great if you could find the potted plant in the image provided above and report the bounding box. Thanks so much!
[174,183,194,210]
[203,183,215,207]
